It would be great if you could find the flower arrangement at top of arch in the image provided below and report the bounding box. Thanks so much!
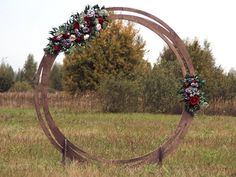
[44,5,109,55]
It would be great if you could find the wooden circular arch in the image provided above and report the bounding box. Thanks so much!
[34,7,195,166]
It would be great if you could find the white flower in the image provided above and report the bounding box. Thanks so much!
[84,34,89,40]
[191,82,199,87]
[96,24,101,31]
[87,9,95,17]
[69,35,76,41]
[185,87,192,93]
[82,27,90,33]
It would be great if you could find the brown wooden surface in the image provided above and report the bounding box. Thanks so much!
[33,7,195,166]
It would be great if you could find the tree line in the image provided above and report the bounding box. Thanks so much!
[1,21,236,113]
[0,54,63,92]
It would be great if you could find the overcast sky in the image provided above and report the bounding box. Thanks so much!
[0,0,235,72]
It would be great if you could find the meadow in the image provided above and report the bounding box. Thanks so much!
[0,107,235,177]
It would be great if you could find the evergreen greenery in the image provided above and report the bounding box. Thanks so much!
[0,61,14,92]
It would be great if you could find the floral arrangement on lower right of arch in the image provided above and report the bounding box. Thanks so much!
[178,75,208,115]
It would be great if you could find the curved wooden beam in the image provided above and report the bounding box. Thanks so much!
[106,7,195,75]
[34,7,195,166]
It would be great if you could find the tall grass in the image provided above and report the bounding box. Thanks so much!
[0,92,236,115]
[0,92,101,112]
[203,98,236,116]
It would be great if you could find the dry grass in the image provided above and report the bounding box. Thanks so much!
[203,98,236,116]
[1,92,236,115]
[0,107,235,177]
[0,92,101,112]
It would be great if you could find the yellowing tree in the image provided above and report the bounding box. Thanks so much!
[63,21,147,93]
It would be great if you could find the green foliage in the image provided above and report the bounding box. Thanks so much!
[143,66,181,113]
[15,69,24,82]
[10,81,32,92]
[0,61,14,92]
[228,69,236,99]
[99,77,141,112]
[22,54,37,85]
[63,21,147,93]
[225,71,236,98]
[49,63,63,91]
[141,39,236,113]
[156,39,233,101]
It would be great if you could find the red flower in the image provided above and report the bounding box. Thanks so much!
[63,33,70,39]
[53,45,61,52]
[75,37,82,43]
[98,17,104,24]
[84,16,90,22]
[84,16,96,28]
[189,96,200,105]
[73,22,80,29]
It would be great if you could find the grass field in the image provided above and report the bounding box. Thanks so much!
[0,107,235,177]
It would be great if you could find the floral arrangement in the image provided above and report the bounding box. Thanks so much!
[178,75,208,115]
[44,5,109,55]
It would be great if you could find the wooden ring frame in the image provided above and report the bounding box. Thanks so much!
[34,7,195,166]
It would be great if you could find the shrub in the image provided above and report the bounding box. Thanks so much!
[142,69,182,114]
[0,77,13,92]
[10,81,32,92]
[0,62,14,92]
[99,78,141,112]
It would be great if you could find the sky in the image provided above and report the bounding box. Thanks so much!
[0,0,235,72]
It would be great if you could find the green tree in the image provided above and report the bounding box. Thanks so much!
[142,39,234,113]
[226,68,236,98]
[49,63,63,91]
[143,64,181,113]
[15,68,24,82]
[22,54,37,84]
[10,81,32,92]
[156,39,228,100]
[0,61,14,92]
[99,76,142,112]
[63,21,147,93]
